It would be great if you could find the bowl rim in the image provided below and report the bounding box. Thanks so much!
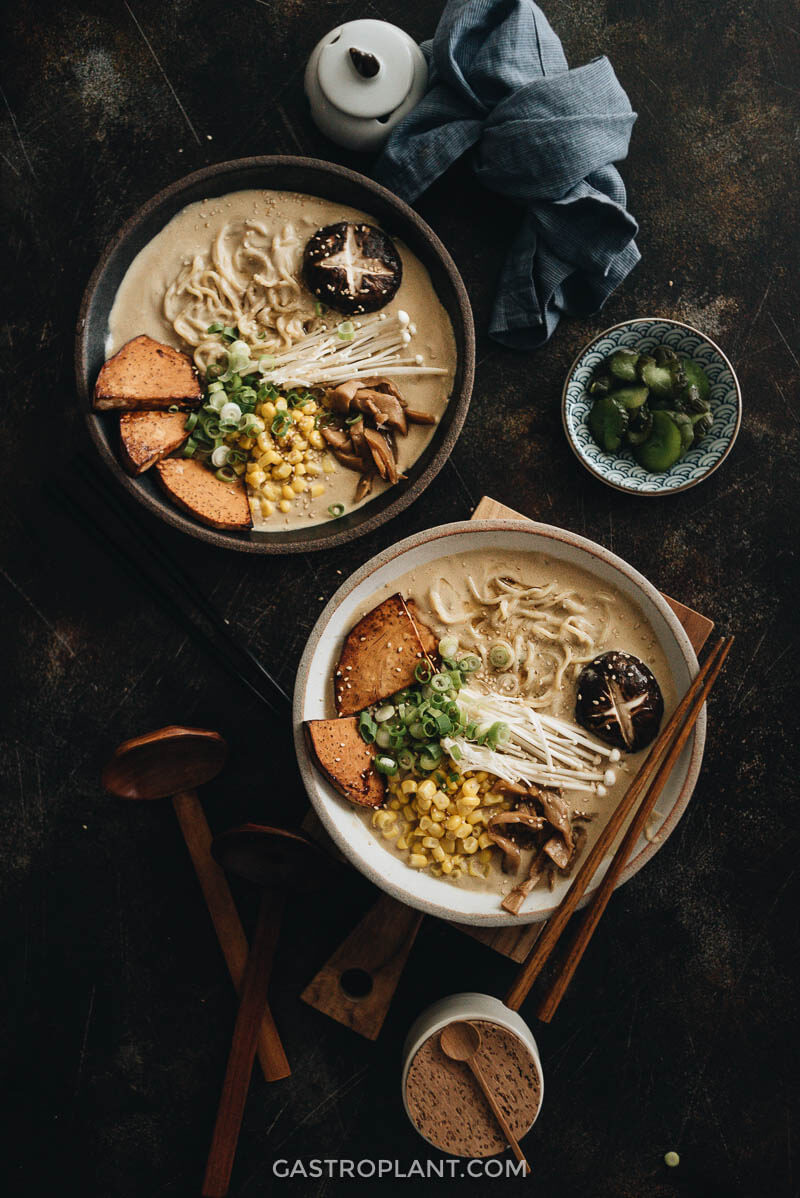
[561,316,742,497]
[293,517,706,925]
[74,154,475,554]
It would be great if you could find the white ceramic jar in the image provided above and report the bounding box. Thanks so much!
[401,993,544,1155]
[304,19,428,152]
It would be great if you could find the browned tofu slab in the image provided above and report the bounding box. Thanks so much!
[304,716,385,808]
[334,594,437,716]
[155,458,252,531]
[94,334,202,411]
[119,411,191,475]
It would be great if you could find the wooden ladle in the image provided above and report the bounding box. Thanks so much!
[202,823,329,1198]
[101,726,286,1083]
[439,1021,530,1175]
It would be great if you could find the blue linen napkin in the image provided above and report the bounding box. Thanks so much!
[374,0,640,348]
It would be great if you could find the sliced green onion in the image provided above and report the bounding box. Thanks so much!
[345,413,363,425]
[206,322,224,334]
[314,300,326,316]
[375,727,392,749]
[327,503,345,518]
[418,751,440,772]
[374,755,398,776]
[182,437,198,458]
[207,381,225,394]
[414,662,432,683]
[430,673,450,693]
[211,445,230,468]
[337,320,355,341]
[438,635,459,660]
[435,713,453,735]
[358,712,377,743]
[184,411,199,432]
[374,704,395,723]
[168,404,180,413]
[258,355,276,374]
[397,748,415,771]
[459,653,482,673]
[205,363,224,381]
[408,721,426,741]
[271,412,292,438]
[489,641,514,670]
[215,466,236,483]
[448,744,462,762]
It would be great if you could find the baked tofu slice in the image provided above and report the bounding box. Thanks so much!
[304,716,385,808]
[119,411,191,475]
[155,458,252,531]
[94,335,202,411]
[334,594,437,716]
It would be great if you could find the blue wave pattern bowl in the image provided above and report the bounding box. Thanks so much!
[562,318,742,495]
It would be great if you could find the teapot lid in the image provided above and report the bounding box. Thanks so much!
[317,19,417,119]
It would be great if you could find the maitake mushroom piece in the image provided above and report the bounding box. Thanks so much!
[321,377,437,500]
[303,222,402,315]
[485,782,590,915]
[575,650,664,753]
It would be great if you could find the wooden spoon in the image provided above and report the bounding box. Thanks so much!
[439,1021,530,1174]
[102,726,285,1083]
[202,824,330,1198]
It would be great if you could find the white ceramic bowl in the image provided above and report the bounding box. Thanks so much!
[401,993,544,1153]
[293,520,705,925]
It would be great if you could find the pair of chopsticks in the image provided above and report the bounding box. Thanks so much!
[505,635,733,1022]
[47,456,290,717]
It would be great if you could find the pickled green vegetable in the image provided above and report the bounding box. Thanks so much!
[637,356,675,398]
[611,384,650,410]
[633,410,684,471]
[625,405,653,445]
[680,358,711,404]
[607,349,640,383]
[589,396,629,452]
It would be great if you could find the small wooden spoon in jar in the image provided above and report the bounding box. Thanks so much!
[439,1021,530,1175]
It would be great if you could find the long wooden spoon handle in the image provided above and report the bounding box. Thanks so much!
[202,890,285,1198]
[469,1057,530,1174]
[171,791,290,1082]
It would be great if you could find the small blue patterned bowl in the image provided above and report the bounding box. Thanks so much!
[562,318,742,495]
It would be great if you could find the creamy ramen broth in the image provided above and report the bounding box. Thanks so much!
[353,549,676,899]
[107,190,457,530]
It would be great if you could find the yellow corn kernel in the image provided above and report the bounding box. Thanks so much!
[287,449,303,465]
[275,397,287,411]
[293,438,308,452]
[421,836,440,851]
[479,848,493,864]
[396,836,409,852]
[249,417,265,434]
[457,793,481,812]
[445,814,462,832]
[260,500,274,517]
[483,792,504,805]
[478,832,493,850]
[308,431,324,450]
[441,859,453,875]
[256,432,273,453]
[278,500,291,513]
[273,463,292,479]
[425,822,443,839]
[431,844,446,863]
[281,484,295,501]
[462,778,480,797]
[475,772,488,782]
[382,826,399,840]
[454,821,472,840]
[418,815,433,833]
[310,484,325,498]
[409,853,428,868]
[467,810,484,825]
[261,482,277,500]
[468,860,486,878]
[292,478,306,494]
[462,836,479,854]
[238,436,255,450]
[442,837,456,855]
[264,450,282,466]
[403,803,415,822]
[428,807,444,823]
[389,798,402,811]
[450,866,463,879]
[233,462,245,476]
[417,779,436,801]
[432,790,449,811]
[303,400,317,415]
[262,401,276,419]
[294,463,306,476]
[306,461,322,477]
[247,469,266,487]
[401,779,417,795]
[322,455,336,473]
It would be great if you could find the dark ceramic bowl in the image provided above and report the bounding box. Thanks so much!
[75,156,475,554]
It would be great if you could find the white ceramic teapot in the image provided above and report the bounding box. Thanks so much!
[305,19,428,152]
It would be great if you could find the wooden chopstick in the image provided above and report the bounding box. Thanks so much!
[535,636,733,1022]
[504,636,731,1013]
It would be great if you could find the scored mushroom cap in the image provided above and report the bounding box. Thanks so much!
[575,650,664,753]
[303,222,402,315]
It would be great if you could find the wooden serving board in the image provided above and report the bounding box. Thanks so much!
[301,497,714,1033]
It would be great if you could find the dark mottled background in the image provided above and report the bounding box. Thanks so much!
[1,1,798,1195]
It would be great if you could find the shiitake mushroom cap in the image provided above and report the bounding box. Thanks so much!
[575,650,664,752]
[303,222,402,315]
